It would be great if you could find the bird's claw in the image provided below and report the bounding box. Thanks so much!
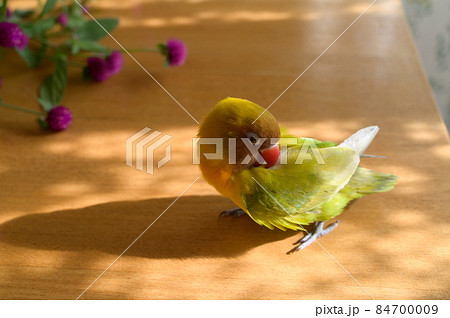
[219,207,246,218]
[288,220,341,254]
[293,232,313,245]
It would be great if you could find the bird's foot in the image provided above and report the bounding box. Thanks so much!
[219,207,246,218]
[288,220,341,254]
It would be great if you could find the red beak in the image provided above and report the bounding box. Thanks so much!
[259,143,280,168]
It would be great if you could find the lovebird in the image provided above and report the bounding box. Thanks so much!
[197,97,398,253]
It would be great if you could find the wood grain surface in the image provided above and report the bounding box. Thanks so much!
[0,0,449,299]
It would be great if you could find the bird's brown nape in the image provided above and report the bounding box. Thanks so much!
[199,97,280,141]
[197,97,281,171]
[252,115,281,142]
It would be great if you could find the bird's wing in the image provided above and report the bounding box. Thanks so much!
[233,144,360,230]
[280,126,337,149]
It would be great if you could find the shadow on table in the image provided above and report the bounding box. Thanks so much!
[0,195,297,259]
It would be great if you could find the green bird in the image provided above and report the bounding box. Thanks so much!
[198,97,398,252]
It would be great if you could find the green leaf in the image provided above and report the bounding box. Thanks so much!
[76,18,119,41]
[70,2,83,17]
[13,9,35,18]
[39,56,68,112]
[82,66,91,81]
[71,41,80,55]
[0,0,7,22]
[38,0,57,19]
[67,14,85,29]
[157,44,170,67]
[157,43,168,56]
[32,17,57,35]
[75,40,110,53]
[21,18,57,37]
[67,4,86,30]
[38,115,49,130]
[37,97,54,113]
[15,44,47,68]
[19,23,34,36]
[34,43,48,67]
[6,9,34,23]
[16,47,37,67]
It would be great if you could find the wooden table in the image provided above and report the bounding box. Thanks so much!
[1,0,449,299]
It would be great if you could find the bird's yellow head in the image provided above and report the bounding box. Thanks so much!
[197,97,281,185]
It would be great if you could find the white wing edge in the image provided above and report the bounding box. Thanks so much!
[339,125,380,156]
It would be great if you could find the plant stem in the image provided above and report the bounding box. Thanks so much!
[46,30,71,38]
[31,37,56,49]
[120,47,160,53]
[0,102,46,116]
[68,60,84,68]
[76,52,103,58]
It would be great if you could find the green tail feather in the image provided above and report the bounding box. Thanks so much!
[317,167,398,221]
[347,167,398,194]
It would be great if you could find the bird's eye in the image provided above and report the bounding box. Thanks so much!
[246,132,259,144]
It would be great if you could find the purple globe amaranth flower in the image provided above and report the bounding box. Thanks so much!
[85,51,123,82]
[106,51,124,74]
[58,13,68,26]
[166,38,187,67]
[46,106,72,131]
[0,21,28,50]
[6,7,12,18]
[86,56,110,82]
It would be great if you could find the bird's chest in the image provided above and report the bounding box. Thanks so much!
[200,163,244,207]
